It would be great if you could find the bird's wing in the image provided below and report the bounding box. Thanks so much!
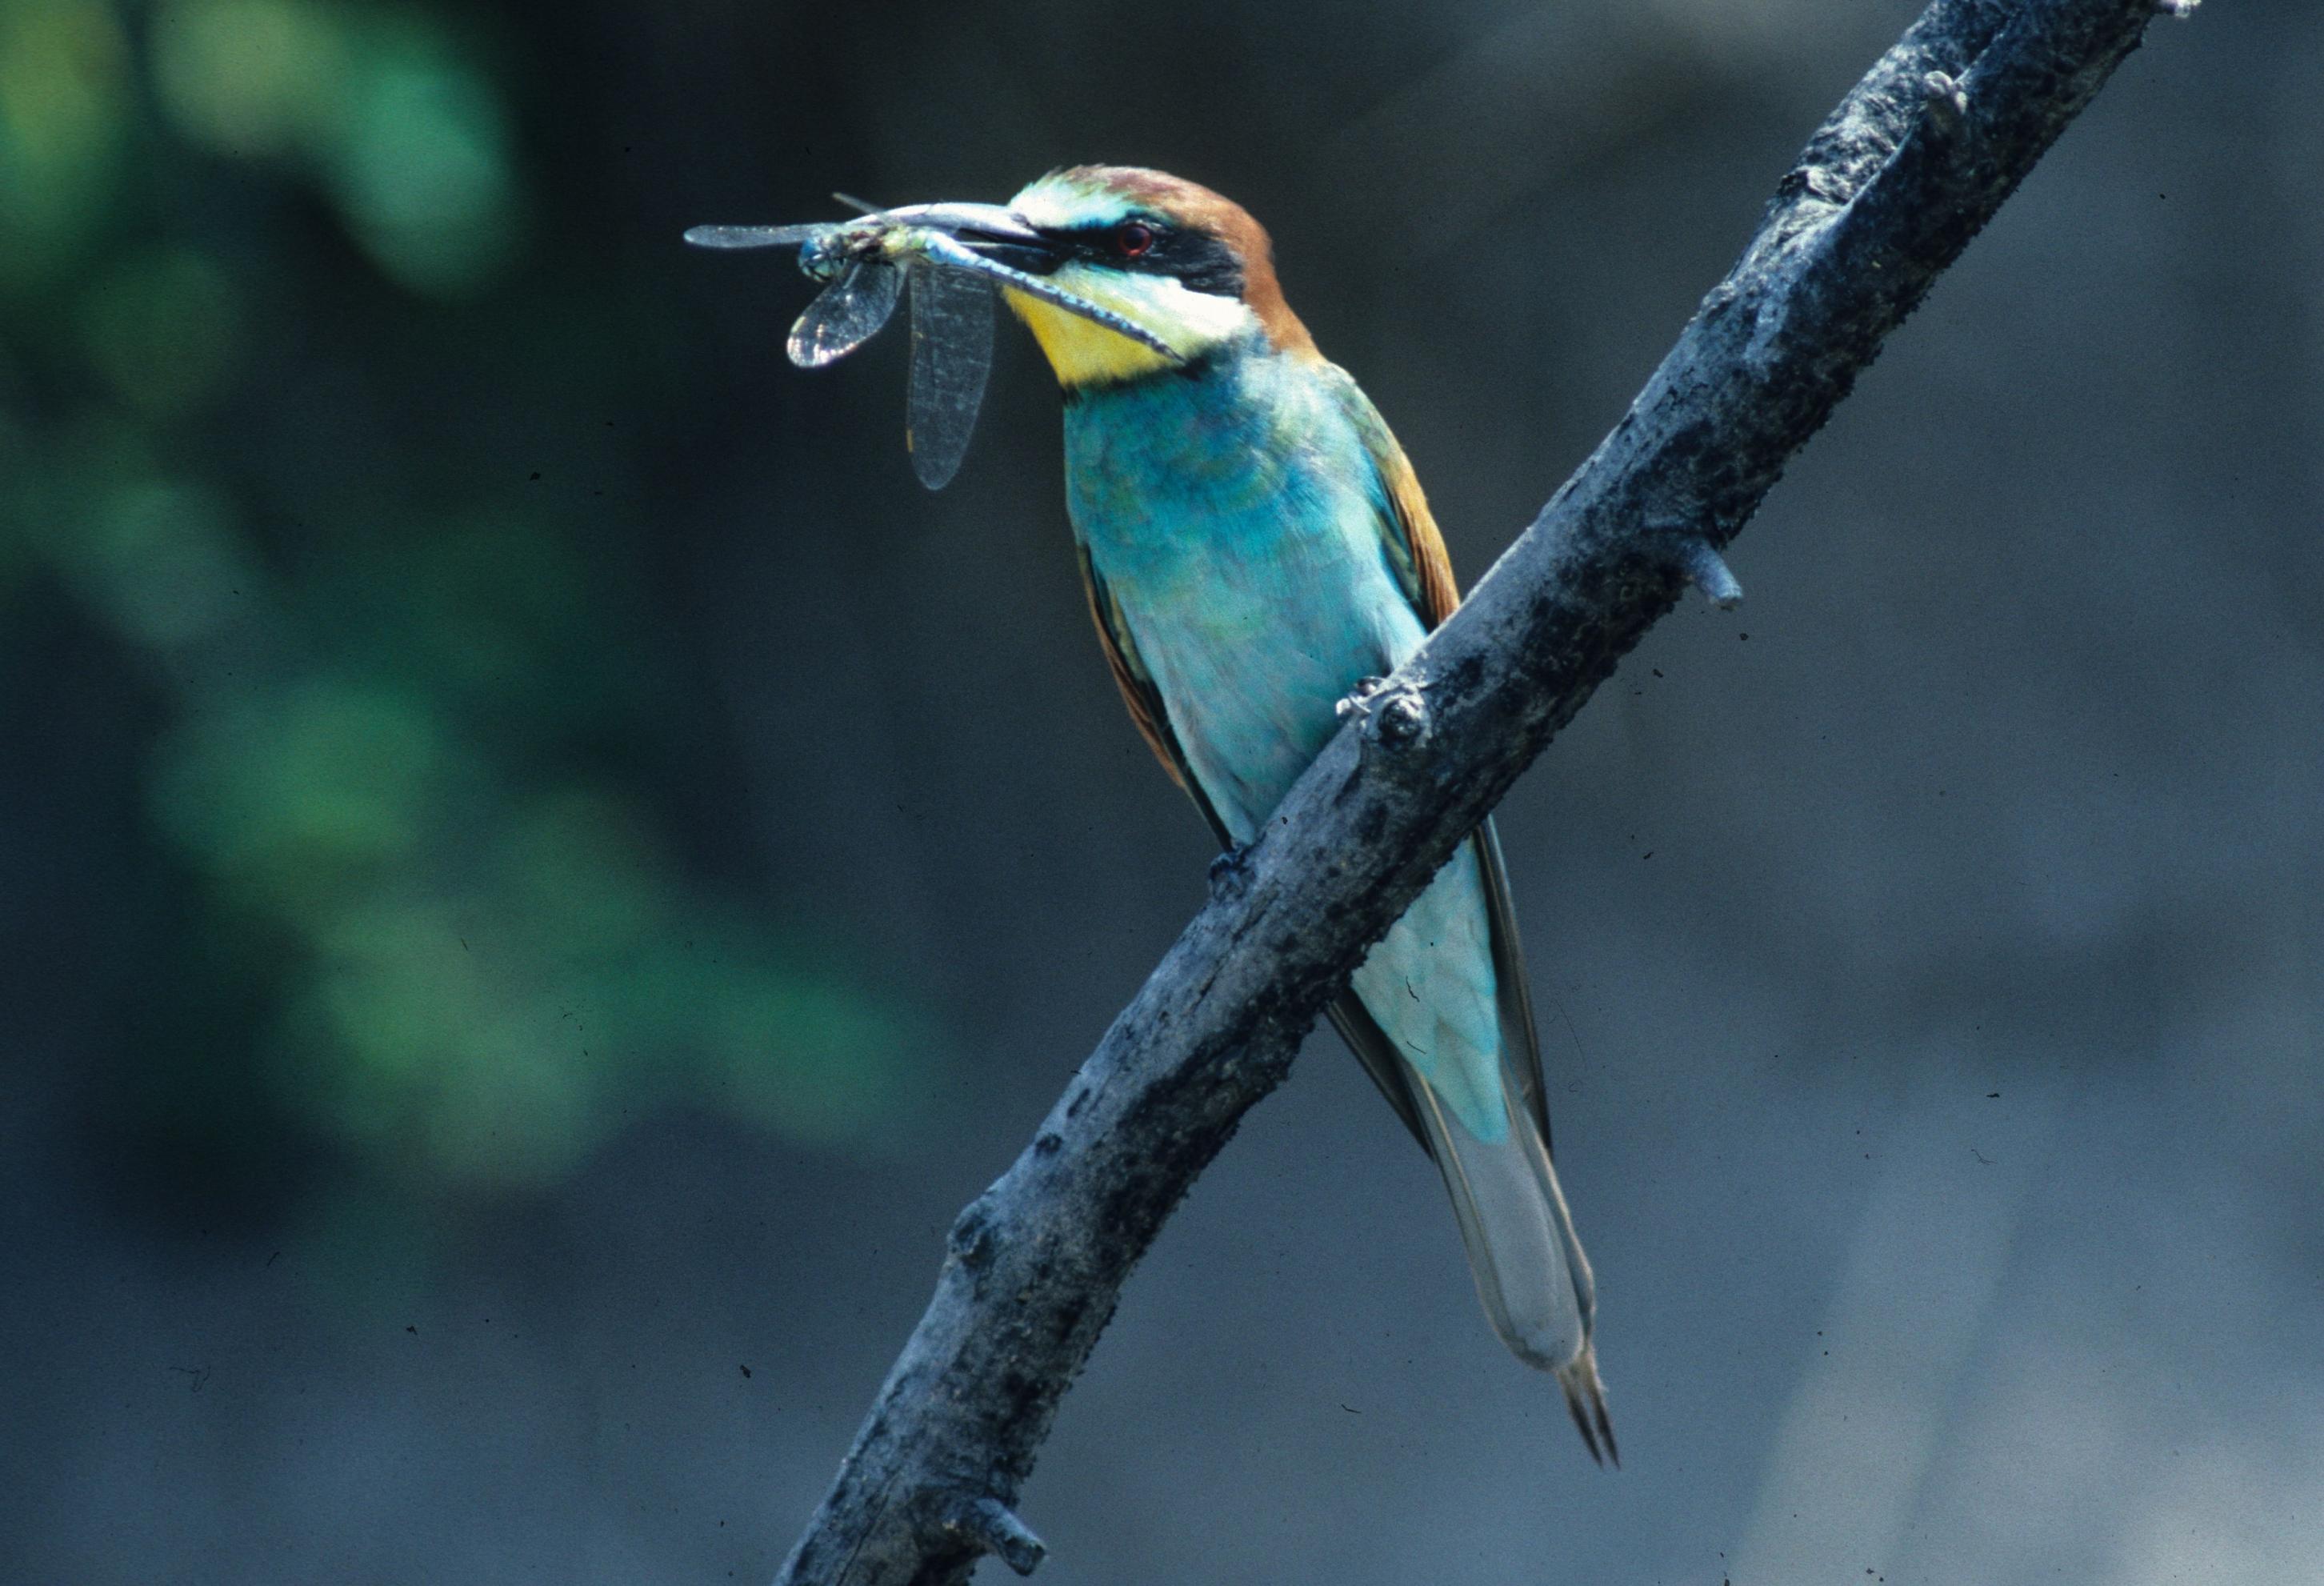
[1077,543,1232,844]
[1325,995,1430,1146]
[1326,363,1558,1149]
[1328,367,1461,629]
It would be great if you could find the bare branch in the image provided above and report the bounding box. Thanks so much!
[772,2,2182,1580]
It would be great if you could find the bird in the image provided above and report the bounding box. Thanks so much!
[987,165,1613,1462]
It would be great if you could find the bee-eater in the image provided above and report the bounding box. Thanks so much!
[978,166,1612,1460]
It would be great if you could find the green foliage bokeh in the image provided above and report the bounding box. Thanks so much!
[0,0,926,1206]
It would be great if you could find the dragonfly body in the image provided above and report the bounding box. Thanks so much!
[687,168,1614,1460]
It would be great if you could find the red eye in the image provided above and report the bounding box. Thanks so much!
[1114,221,1154,258]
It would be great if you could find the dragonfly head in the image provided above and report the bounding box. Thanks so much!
[987,167,1317,390]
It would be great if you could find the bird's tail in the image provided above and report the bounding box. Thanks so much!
[1409,1067,1617,1465]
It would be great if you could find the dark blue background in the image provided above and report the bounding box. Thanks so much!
[4,2,2318,1582]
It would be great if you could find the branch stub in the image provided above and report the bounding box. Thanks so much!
[942,1495,1047,1577]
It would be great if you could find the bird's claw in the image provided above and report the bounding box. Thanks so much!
[1334,675,1390,722]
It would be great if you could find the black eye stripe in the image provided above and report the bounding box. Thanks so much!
[1042,218,1244,298]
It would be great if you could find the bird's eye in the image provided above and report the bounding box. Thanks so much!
[1114,221,1154,258]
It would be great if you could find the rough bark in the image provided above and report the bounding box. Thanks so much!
[773,2,2191,1580]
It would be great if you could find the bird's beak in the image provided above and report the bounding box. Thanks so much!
[899,202,1181,364]
[870,202,1059,275]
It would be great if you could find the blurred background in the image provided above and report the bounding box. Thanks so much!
[2,1,2318,1581]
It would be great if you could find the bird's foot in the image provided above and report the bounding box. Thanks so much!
[1334,675,1389,723]
[1340,674,1431,748]
[1207,842,1255,899]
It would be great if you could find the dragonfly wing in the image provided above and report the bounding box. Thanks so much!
[904,266,994,490]
[786,261,903,368]
[683,223,833,249]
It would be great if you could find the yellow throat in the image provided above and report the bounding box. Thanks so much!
[1003,286,1181,388]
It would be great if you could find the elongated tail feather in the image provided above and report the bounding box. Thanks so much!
[1341,827,1614,1463]
[1406,1055,1614,1462]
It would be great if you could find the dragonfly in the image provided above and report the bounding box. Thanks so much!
[686,199,1183,489]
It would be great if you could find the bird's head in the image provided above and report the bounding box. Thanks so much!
[978,166,1316,390]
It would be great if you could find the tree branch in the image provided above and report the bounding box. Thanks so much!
[773,2,2189,1580]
